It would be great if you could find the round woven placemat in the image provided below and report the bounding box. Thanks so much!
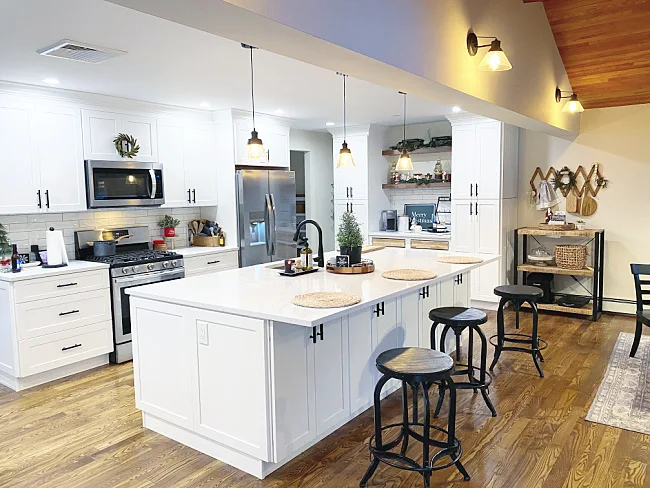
[292,292,361,308]
[381,269,437,281]
[437,256,484,265]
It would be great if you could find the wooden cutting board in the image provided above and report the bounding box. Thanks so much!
[566,191,580,213]
[581,193,598,216]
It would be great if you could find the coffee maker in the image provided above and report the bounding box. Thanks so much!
[381,210,398,232]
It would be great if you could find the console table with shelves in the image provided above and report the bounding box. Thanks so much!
[513,227,605,321]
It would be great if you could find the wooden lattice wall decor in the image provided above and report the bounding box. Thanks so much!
[530,163,607,198]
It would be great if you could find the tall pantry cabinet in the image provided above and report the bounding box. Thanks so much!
[447,114,519,306]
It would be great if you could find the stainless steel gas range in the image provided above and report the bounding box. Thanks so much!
[75,226,184,363]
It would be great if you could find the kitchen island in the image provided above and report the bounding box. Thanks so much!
[127,247,499,479]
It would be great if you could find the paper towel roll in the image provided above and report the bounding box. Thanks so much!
[46,228,68,266]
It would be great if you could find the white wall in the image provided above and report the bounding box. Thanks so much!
[112,0,577,135]
[518,103,650,314]
[290,129,334,251]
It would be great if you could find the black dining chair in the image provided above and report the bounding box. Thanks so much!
[630,264,650,357]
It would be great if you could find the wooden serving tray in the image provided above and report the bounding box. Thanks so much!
[326,263,375,274]
[538,223,576,231]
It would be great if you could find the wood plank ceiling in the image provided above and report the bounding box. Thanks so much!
[524,0,650,109]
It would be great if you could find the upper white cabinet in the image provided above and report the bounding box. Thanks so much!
[34,106,86,213]
[82,110,158,162]
[0,99,40,214]
[232,113,290,167]
[0,100,85,215]
[158,118,218,208]
[332,133,369,201]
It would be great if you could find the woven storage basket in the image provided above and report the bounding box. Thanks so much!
[555,244,588,269]
[192,235,220,247]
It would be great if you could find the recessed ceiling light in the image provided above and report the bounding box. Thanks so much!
[326,122,335,126]
[42,78,59,85]
[452,106,462,113]
[274,109,285,115]
[199,101,211,109]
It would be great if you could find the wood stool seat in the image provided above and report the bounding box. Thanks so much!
[376,347,454,383]
[494,285,543,301]
[428,307,487,327]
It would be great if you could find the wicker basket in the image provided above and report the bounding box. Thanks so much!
[555,244,588,269]
[192,234,220,247]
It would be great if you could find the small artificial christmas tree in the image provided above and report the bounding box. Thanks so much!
[0,223,11,262]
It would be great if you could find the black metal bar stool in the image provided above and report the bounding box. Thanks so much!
[489,285,548,377]
[360,347,470,488]
[429,307,496,417]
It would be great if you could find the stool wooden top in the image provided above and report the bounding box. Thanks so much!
[376,347,454,382]
[429,307,487,326]
[494,285,543,300]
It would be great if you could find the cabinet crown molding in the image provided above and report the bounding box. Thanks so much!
[328,124,371,139]
[216,108,293,128]
[446,113,499,126]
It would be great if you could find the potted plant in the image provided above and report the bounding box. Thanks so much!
[158,215,181,238]
[337,211,364,265]
[576,219,586,230]
[0,223,11,272]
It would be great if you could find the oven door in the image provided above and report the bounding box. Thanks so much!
[86,160,164,208]
[111,268,185,345]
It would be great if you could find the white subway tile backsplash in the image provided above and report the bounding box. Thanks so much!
[1,207,208,253]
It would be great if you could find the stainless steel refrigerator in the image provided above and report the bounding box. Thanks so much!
[236,169,297,267]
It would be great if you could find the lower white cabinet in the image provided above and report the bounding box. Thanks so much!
[180,250,239,277]
[334,200,369,245]
[0,267,113,391]
[348,308,375,415]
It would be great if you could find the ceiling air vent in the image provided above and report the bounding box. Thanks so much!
[37,39,126,64]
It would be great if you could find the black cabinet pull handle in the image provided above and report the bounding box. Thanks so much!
[45,190,50,209]
[207,260,221,265]
[267,149,270,161]
[350,202,354,213]
[350,187,353,198]
[470,183,473,197]
[475,183,478,197]
[470,203,473,216]
[309,326,317,344]
[56,283,78,288]
[346,187,349,198]
[37,190,42,209]
[62,344,82,351]
[374,303,380,317]
[59,310,80,316]
[317,323,324,341]
[475,202,478,216]
[187,189,191,204]
[192,189,196,203]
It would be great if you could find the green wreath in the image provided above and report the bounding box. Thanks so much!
[552,166,577,194]
[113,133,140,159]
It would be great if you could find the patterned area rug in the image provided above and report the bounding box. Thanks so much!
[586,332,650,435]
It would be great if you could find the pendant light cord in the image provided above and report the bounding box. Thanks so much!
[343,74,347,142]
[402,92,407,142]
[250,46,256,130]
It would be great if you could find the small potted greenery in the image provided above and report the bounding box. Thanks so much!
[576,219,586,230]
[337,212,364,265]
[0,223,11,272]
[158,215,181,238]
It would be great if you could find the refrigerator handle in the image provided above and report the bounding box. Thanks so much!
[264,194,272,256]
[269,193,277,256]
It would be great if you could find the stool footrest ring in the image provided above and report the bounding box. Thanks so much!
[489,334,548,352]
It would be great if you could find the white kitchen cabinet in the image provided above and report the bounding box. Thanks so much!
[476,122,502,200]
[233,117,290,167]
[193,312,272,461]
[158,119,218,208]
[181,250,239,277]
[272,321,316,462]
[400,291,421,348]
[260,123,290,167]
[450,124,476,200]
[184,123,219,206]
[332,134,368,201]
[371,298,400,393]
[82,110,158,162]
[347,308,374,415]
[0,266,112,391]
[451,200,475,253]
[34,106,86,213]
[0,99,40,214]
[314,318,350,435]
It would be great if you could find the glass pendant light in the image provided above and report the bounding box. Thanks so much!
[336,73,355,168]
[395,91,413,172]
[243,44,266,160]
[556,88,585,114]
[467,33,512,72]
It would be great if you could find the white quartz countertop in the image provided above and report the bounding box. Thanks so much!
[128,248,498,327]
[369,231,451,241]
[0,260,109,282]
[174,246,238,257]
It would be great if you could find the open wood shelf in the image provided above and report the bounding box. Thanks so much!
[521,301,593,317]
[517,227,604,237]
[518,263,594,277]
[382,182,451,189]
[382,146,451,156]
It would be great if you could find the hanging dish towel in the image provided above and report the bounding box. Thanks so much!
[536,180,559,210]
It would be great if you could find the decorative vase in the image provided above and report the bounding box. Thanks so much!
[164,227,176,238]
[576,222,586,230]
[340,246,362,265]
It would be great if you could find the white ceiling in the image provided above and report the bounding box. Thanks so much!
[0,0,455,130]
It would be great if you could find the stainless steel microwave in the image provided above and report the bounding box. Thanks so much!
[85,160,164,208]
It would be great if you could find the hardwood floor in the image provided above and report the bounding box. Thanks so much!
[0,312,648,488]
